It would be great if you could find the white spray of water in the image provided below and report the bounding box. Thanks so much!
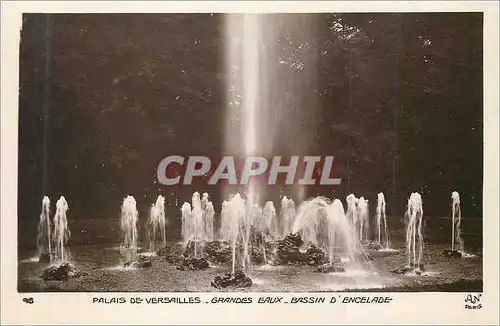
[262,201,277,239]
[376,192,391,248]
[148,195,166,251]
[37,196,52,259]
[53,196,70,263]
[226,193,246,274]
[405,192,424,267]
[346,194,359,227]
[120,195,139,262]
[181,192,216,257]
[201,192,215,241]
[219,200,230,240]
[451,191,463,253]
[357,197,369,242]
[280,196,296,237]
[292,197,370,268]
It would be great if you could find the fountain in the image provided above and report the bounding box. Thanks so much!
[291,197,373,273]
[392,192,425,275]
[37,196,52,262]
[120,195,151,268]
[443,191,464,258]
[262,201,277,239]
[53,196,70,263]
[280,196,296,237]
[376,192,390,249]
[357,197,369,243]
[147,195,166,252]
[41,196,85,280]
[211,193,253,288]
[176,192,210,270]
[201,193,215,241]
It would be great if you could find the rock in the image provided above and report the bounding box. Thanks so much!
[304,245,327,266]
[176,257,209,271]
[391,263,426,275]
[156,246,173,256]
[183,240,207,258]
[38,253,51,263]
[285,233,304,247]
[442,250,462,258]
[41,262,86,281]
[211,271,252,289]
[315,261,345,273]
[204,240,232,265]
[124,255,152,268]
[270,234,327,266]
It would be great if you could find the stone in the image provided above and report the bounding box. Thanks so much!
[211,271,252,289]
[391,263,426,275]
[442,250,462,258]
[41,262,86,281]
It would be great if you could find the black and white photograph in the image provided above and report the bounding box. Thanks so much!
[15,10,486,293]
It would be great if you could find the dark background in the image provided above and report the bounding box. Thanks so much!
[18,13,483,251]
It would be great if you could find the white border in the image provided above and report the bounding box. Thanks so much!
[1,1,499,325]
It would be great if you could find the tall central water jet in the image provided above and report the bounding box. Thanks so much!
[53,196,70,263]
[224,14,319,204]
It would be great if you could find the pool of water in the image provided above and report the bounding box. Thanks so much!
[18,240,482,292]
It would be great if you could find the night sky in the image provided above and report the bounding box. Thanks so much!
[18,13,483,249]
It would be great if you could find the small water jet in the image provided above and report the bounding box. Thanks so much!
[37,196,52,262]
[376,192,391,249]
[177,192,212,270]
[442,191,464,258]
[212,193,253,288]
[120,195,151,268]
[392,192,425,275]
[148,195,166,252]
[53,196,70,263]
[201,193,215,241]
[346,194,359,227]
[280,196,296,237]
[357,197,369,243]
[41,196,85,280]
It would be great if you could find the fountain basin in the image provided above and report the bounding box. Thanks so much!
[41,262,85,281]
[211,271,252,289]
